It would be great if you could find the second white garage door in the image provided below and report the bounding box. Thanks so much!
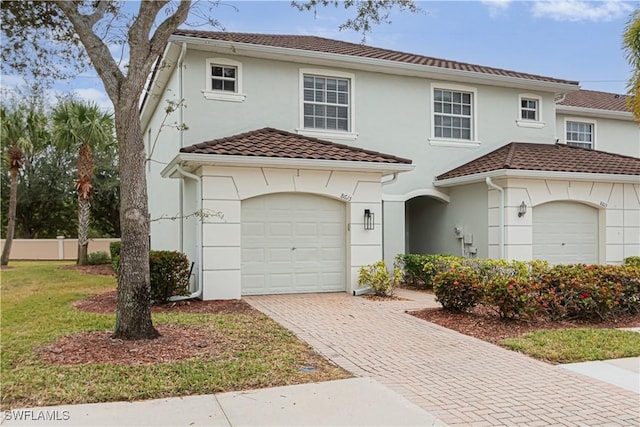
[241,193,346,295]
[532,201,599,265]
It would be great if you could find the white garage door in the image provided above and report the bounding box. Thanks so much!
[241,193,346,295]
[532,201,599,264]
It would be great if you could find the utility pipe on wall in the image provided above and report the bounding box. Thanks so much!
[177,42,187,253]
[485,177,505,259]
[169,165,203,301]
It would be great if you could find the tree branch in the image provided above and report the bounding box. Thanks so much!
[52,1,123,103]
[84,0,111,27]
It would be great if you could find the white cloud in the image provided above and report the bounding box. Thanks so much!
[531,0,634,22]
[481,0,512,17]
[73,88,113,113]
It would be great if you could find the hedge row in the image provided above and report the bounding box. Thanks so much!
[438,259,640,320]
[110,242,191,304]
[396,254,640,321]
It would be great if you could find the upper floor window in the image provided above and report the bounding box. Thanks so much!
[303,75,349,131]
[566,120,594,149]
[433,88,473,141]
[516,94,544,129]
[521,98,538,120]
[203,58,246,102]
[298,69,357,140]
[211,65,237,92]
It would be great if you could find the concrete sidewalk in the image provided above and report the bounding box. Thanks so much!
[560,356,640,394]
[0,378,444,427]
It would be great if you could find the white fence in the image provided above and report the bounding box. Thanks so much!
[0,237,119,261]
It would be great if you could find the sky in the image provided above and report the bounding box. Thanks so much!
[2,0,638,112]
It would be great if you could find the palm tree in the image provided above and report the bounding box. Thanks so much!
[1,105,39,266]
[624,8,640,121]
[53,101,114,265]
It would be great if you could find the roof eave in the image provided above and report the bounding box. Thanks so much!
[434,169,640,187]
[169,35,580,93]
[556,105,635,121]
[161,152,415,178]
[140,42,183,131]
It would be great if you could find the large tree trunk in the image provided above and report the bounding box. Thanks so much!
[112,101,158,340]
[1,168,18,266]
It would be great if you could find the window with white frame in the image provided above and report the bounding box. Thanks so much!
[433,88,473,140]
[566,121,594,149]
[297,69,356,140]
[303,74,350,131]
[203,58,245,102]
[520,98,538,120]
[211,65,237,92]
[516,94,544,128]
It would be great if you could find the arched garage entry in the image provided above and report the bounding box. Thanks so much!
[532,201,599,264]
[241,193,346,295]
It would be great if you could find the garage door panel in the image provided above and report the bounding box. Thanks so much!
[533,201,598,265]
[242,193,346,295]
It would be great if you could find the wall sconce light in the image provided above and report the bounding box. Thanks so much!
[364,209,375,230]
[518,201,527,218]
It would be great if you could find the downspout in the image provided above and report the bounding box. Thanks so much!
[485,177,504,259]
[169,164,203,301]
[381,172,398,186]
[177,42,187,253]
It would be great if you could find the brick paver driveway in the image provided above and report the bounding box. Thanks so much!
[245,289,639,426]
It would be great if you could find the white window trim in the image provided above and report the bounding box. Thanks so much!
[564,117,597,149]
[297,68,358,141]
[429,82,480,147]
[202,57,246,102]
[516,93,545,129]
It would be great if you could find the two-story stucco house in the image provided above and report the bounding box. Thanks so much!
[141,30,640,300]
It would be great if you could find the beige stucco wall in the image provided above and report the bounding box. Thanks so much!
[0,238,119,261]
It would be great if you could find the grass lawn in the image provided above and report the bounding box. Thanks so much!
[500,328,640,364]
[0,262,350,410]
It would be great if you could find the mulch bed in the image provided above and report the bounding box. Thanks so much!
[410,305,640,343]
[44,264,257,366]
[38,324,227,366]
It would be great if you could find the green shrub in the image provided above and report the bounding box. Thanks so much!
[395,254,428,287]
[87,251,111,265]
[109,241,191,304]
[109,241,121,273]
[358,260,401,297]
[433,263,484,312]
[395,254,463,289]
[624,256,640,268]
[149,250,191,304]
[602,265,640,315]
[484,276,541,319]
[428,257,638,321]
[538,264,628,321]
